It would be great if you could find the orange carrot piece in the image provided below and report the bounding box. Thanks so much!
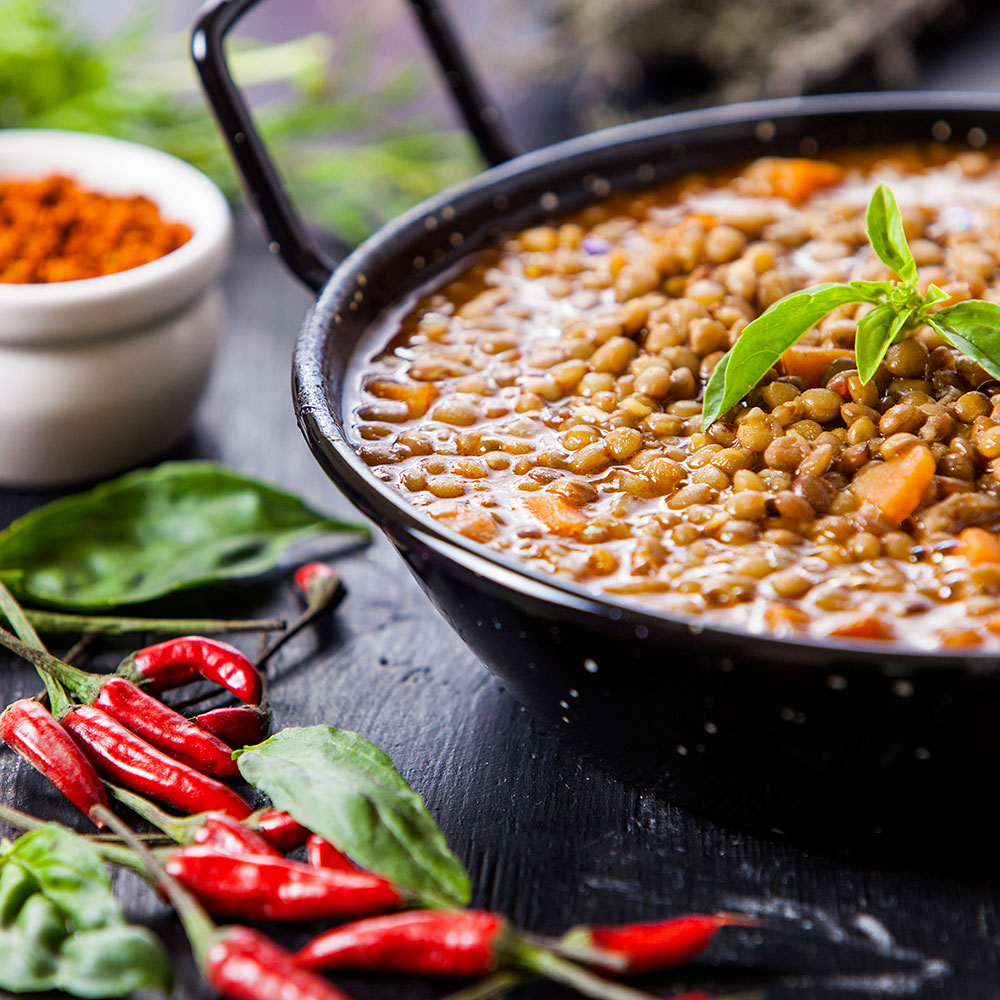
[957,526,1000,565]
[523,494,588,537]
[753,158,846,202]
[764,603,811,634]
[427,502,499,543]
[780,347,855,387]
[849,445,935,523]
[940,628,984,648]
[828,615,895,640]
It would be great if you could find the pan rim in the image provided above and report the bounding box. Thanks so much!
[294,90,1000,668]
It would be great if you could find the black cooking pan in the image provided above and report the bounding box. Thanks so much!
[193,0,1000,840]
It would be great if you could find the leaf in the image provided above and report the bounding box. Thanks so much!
[236,726,471,908]
[855,304,914,382]
[0,826,172,997]
[701,283,871,429]
[866,183,917,282]
[929,300,1000,381]
[0,462,368,610]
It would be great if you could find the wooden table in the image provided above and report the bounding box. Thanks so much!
[3,207,997,999]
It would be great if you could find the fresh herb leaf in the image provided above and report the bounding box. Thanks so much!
[0,462,368,610]
[866,183,918,282]
[701,283,872,428]
[856,303,916,382]
[236,726,471,908]
[0,826,172,997]
[928,300,1000,381]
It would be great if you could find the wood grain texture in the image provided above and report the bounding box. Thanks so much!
[3,217,999,1000]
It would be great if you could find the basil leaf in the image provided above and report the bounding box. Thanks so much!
[55,926,174,998]
[929,300,1000,381]
[849,279,894,298]
[701,283,868,429]
[236,726,471,908]
[855,304,914,382]
[0,461,368,610]
[2,826,118,932]
[866,183,917,282]
[0,826,172,997]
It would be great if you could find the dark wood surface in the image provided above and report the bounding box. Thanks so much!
[4,211,1000,999]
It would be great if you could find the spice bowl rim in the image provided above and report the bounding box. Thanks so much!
[0,127,232,345]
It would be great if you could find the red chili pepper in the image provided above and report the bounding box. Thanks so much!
[253,808,310,851]
[0,699,108,827]
[194,704,268,748]
[165,846,402,921]
[294,561,340,598]
[572,913,751,975]
[208,926,354,1000]
[62,705,251,820]
[120,636,263,705]
[193,815,281,857]
[296,910,505,976]
[307,835,357,872]
[93,677,239,779]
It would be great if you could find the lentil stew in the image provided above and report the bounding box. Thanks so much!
[349,146,1000,650]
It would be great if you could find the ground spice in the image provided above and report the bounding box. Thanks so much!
[0,174,191,283]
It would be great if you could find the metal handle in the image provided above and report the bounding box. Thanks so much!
[191,0,520,292]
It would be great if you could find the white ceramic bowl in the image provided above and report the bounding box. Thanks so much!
[0,129,233,487]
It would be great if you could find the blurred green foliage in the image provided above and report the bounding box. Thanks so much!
[0,0,479,244]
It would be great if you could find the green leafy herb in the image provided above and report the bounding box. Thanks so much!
[0,461,368,610]
[236,725,471,909]
[0,825,172,997]
[701,182,1000,429]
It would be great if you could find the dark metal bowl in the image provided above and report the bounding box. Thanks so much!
[195,0,1000,840]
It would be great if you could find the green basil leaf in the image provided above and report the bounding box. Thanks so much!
[866,183,917,282]
[236,726,471,908]
[0,826,172,997]
[55,926,174,998]
[701,283,867,429]
[0,461,368,610]
[2,826,119,932]
[849,279,894,298]
[855,304,914,382]
[922,283,951,307]
[930,300,1000,381]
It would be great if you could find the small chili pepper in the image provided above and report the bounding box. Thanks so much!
[195,704,269,748]
[564,913,751,975]
[119,636,263,705]
[252,808,310,851]
[208,926,355,1000]
[92,676,239,779]
[293,561,342,598]
[164,845,402,921]
[0,699,108,827]
[307,834,357,872]
[62,705,251,820]
[193,815,281,858]
[296,910,505,976]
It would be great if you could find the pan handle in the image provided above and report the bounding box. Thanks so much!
[191,0,520,292]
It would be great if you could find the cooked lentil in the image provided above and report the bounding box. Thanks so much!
[350,147,1000,649]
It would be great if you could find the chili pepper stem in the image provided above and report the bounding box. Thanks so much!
[0,802,145,873]
[0,623,101,703]
[510,942,660,1000]
[439,972,532,1000]
[92,804,218,968]
[519,930,629,973]
[0,583,70,713]
[256,575,345,669]
[4,610,288,636]
[106,782,209,843]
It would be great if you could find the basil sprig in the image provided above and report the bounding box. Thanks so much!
[701,183,1000,429]
[0,825,172,997]
[236,725,471,909]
